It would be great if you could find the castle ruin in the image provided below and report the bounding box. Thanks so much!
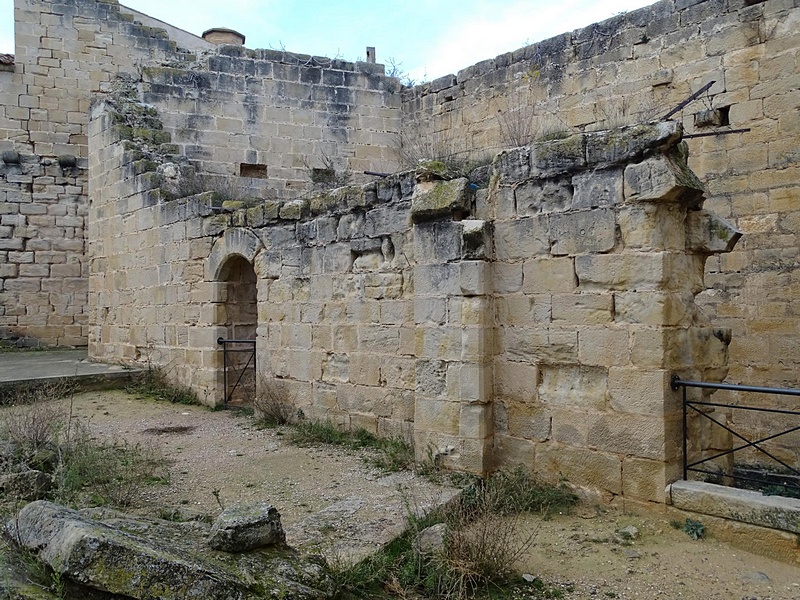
[2,0,799,506]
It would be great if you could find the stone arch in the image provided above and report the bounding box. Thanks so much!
[205,227,264,282]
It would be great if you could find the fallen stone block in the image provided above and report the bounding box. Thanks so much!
[6,501,335,600]
[208,501,286,552]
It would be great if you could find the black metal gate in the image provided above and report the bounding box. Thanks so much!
[671,376,800,496]
[217,338,256,406]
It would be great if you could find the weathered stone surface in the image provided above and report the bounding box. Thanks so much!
[531,134,586,176]
[668,480,800,534]
[414,523,447,555]
[6,501,335,600]
[551,209,616,255]
[0,470,52,501]
[461,219,490,259]
[686,209,742,254]
[411,178,471,222]
[585,121,682,167]
[572,170,623,209]
[623,144,705,205]
[208,501,286,552]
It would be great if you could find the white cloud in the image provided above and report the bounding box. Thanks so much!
[408,0,655,80]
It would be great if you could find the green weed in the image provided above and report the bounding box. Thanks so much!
[288,420,415,473]
[335,468,576,600]
[126,367,200,405]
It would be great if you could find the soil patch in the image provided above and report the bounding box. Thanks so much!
[2,389,799,598]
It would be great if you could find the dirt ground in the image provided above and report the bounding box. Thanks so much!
[5,390,800,599]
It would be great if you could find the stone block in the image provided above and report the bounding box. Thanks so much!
[614,291,696,326]
[575,252,703,292]
[585,121,681,167]
[668,480,800,534]
[587,412,681,460]
[617,203,686,251]
[522,257,576,293]
[493,147,530,184]
[685,209,742,254]
[349,352,381,386]
[539,365,608,410]
[459,261,490,296]
[623,145,705,205]
[515,178,573,215]
[382,356,415,390]
[415,325,461,361]
[493,262,523,293]
[461,219,490,259]
[415,359,448,397]
[608,368,675,415]
[552,293,614,324]
[410,178,471,222]
[208,501,285,551]
[506,403,552,441]
[492,434,535,470]
[536,443,622,495]
[459,403,493,439]
[414,398,460,437]
[413,221,462,263]
[414,263,460,296]
[494,216,549,260]
[551,209,616,255]
[578,328,630,366]
[494,359,538,403]
[495,294,550,326]
[572,169,623,209]
[457,362,493,403]
[623,457,680,503]
[531,134,586,176]
[500,327,578,364]
[550,408,589,446]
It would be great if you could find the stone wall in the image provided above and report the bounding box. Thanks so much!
[2,0,401,346]
[400,0,800,451]
[89,82,739,502]
[138,47,401,200]
[1,0,194,345]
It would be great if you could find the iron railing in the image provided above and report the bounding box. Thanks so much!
[671,376,800,495]
[217,338,256,405]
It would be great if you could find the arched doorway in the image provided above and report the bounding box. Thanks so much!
[218,255,257,406]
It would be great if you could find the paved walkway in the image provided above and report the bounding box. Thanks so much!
[0,348,139,388]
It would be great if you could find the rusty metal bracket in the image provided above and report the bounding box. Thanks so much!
[661,81,716,121]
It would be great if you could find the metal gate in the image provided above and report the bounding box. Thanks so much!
[217,337,256,406]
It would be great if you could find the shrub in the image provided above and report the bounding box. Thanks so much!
[54,426,169,508]
[336,467,577,599]
[253,378,296,426]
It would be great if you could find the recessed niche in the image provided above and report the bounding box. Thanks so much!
[239,163,268,178]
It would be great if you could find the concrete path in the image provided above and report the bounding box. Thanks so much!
[0,349,140,392]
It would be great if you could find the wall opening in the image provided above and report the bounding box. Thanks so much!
[218,255,258,405]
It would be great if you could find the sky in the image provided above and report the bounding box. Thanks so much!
[0,0,656,81]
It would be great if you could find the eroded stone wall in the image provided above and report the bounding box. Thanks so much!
[1,0,193,345]
[89,90,739,502]
[401,0,800,425]
[2,0,401,346]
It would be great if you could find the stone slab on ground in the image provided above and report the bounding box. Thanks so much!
[667,480,800,534]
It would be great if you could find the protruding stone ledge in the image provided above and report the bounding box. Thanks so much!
[667,480,800,534]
